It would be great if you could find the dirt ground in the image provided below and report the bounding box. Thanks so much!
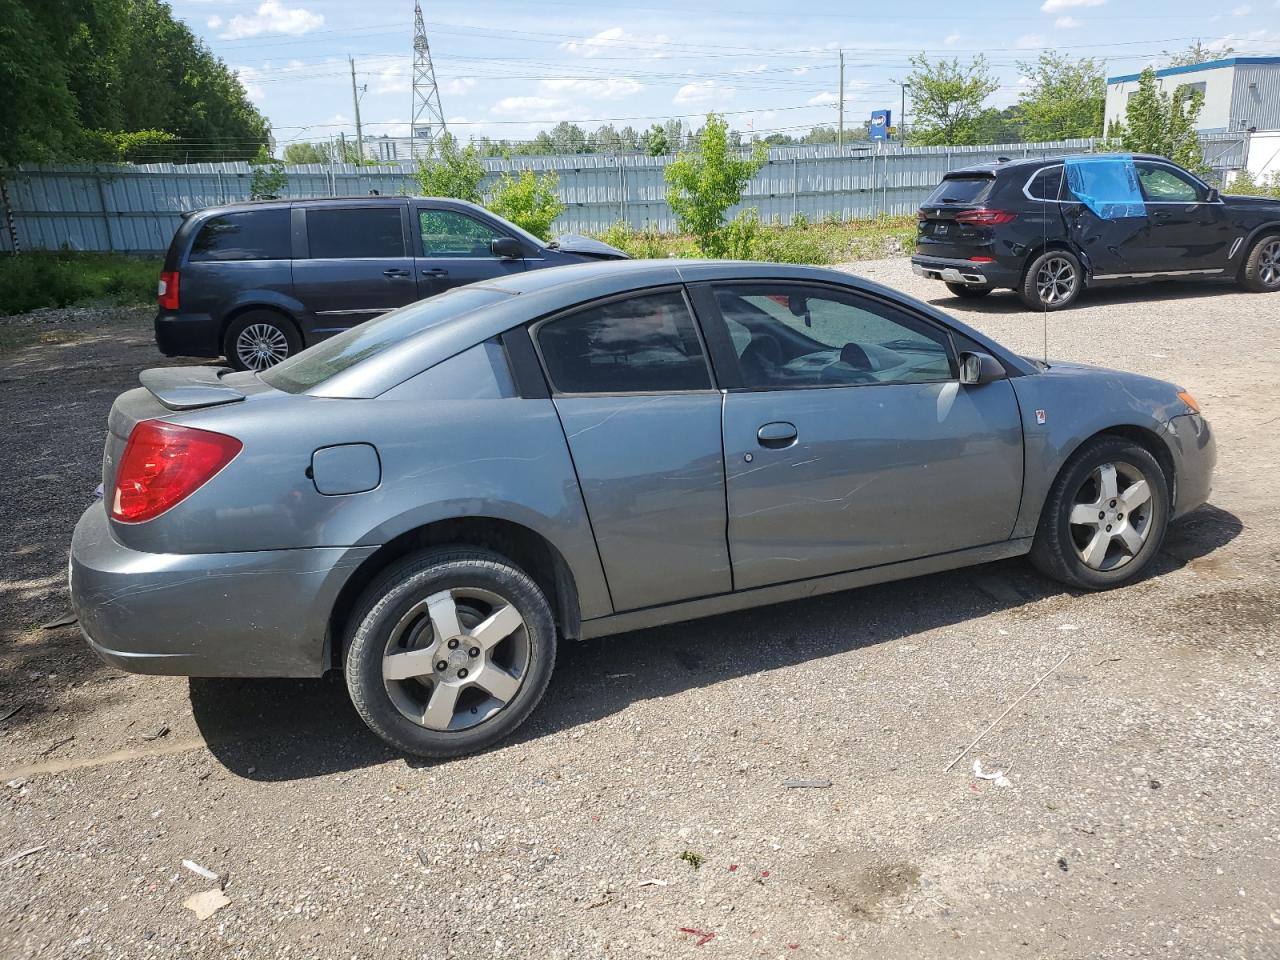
[1,264,1277,959]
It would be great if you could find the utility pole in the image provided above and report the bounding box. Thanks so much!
[899,82,909,142]
[350,56,365,164]
[837,49,845,149]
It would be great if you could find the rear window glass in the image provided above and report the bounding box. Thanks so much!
[1026,166,1064,201]
[924,176,993,206]
[189,209,290,261]
[261,287,509,393]
[306,207,405,259]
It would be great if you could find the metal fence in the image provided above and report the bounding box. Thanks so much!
[0,134,1250,254]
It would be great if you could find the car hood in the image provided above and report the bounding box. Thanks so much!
[1221,193,1280,211]
[552,234,630,259]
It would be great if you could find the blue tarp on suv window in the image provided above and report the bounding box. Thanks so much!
[1064,156,1146,219]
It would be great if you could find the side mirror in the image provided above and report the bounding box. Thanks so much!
[490,236,523,259]
[959,351,1007,386]
[1205,187,1220,203]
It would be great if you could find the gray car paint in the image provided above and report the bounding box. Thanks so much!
[71,259,1215,679]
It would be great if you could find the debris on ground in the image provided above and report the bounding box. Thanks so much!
[142,724,170,741]
[0,704,24,724]
[678,927,715,946]
[782,777,832,789]
[1,845,47,868]
[38,736,74,757]
[182,889,230,921]
[181,860,220,884]
[972,759,1011,788]
[40,613,78,630]
[637,878,668,888]
[679,850,705,869]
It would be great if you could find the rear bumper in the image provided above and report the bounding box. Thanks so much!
[154,312,221,358]
[911,255,1021,289]
[69,503,377,677]
[1165,413,1216,519]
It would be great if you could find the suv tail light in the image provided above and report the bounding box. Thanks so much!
[954,209,1017,226]
[112,420,241,523]
[157,271,180,310]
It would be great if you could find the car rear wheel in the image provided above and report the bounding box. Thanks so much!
[1029,436,1170,590]
[344,547,556,758]
[224,311,301,372]
[945,282,993,299]
[1239,234,1280,293]
[1020,251,1082,311]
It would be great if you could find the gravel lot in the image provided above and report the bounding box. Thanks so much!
[1,263,1277,959]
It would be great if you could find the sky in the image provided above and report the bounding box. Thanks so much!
[171,0,1280,153]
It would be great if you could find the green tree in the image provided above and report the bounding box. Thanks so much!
[249,145,287,199]
[1110,67,1206,171]
[1163,41,1232,67]
[488,169,564,239]
[901,54,999,146]
[415,133,486,202]
[645,124,670,156]
[664,113,767,258]
[1015,52,1105,141]
[0,0,81,164]
[548,122,589,154]
[973,106,1024,145]
[283,142,330,164]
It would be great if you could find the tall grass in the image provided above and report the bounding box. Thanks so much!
[0,252,160,315]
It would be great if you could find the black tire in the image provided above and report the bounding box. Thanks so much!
[1019,250,1083,311]
[1239,233,1280,293]
[223,310,301,372]
[344,547,556,758]
[945,282,993,299]
[1029,436,1170,591]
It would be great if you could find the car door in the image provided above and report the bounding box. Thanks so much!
[292,203,418,339]
[1133,160,1234,273]
[413,205,529,296]
[1060,155,1150,278]
[531,287,731,612]
[693,281,1024,592]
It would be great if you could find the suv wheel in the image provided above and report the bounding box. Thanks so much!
[1029,436,1169,591]
[224,311,301,372]
[945,282,992,299]
[344,547,557,758]
[1020,250,1082,311]
[1239,234,1280,293]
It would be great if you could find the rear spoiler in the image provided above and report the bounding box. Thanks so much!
[139,366,246,411]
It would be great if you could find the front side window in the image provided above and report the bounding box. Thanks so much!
[189,209,290,261]
[536,291,712,394]
[712,284,954,389]
[1136,163,1206,203]
[419,209,504,257]
[306,207,405,259]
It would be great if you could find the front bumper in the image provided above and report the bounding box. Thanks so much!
[1165,412,1216,519]
[911,255,1021,289]
[69,503,377,677]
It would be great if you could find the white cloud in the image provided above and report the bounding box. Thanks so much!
[808,92,838,106]
[233,65,267,102]
[541,77,643,100]
[1040,0,1105,10]
[791,66,810,76]
[1016,33,1046,48]
[563,26,671,59]
[1055,16,1082,27]
[1204,27,1280,52]
[673,79,735,105]
[207,15,223,29]
[443,78,477,96]
[733,63,769,74]
[491,96,559,115]
[219,1,323,40]
[944,33,962,45]
[1232,3,1251,14]
[372,64,409,95]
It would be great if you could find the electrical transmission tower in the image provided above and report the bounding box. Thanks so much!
[410,1,447,160]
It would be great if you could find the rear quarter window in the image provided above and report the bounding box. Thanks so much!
[188,209,290,261]
[924,176,994,206]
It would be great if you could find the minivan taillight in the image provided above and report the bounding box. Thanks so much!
[112,420,241,523]
[954,209,1017,226]
[157,271,180,310]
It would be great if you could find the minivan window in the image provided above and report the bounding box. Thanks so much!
[307,207,405,259]
[536,291,712,395]
[189,209,290,261]
[261,287,510,393]
[924,176,993,205]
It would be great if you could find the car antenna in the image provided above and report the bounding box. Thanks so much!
[1042,152,1056,367]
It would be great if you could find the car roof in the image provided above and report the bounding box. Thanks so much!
[183,195,485,218]
[945,153,1169,177]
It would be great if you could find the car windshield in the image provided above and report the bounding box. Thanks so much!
[925,176,993,205]
[261,287,511,393]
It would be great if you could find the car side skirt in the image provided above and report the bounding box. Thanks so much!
[579,538,1032,640]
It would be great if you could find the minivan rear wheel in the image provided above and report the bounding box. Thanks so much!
[224,311,301,372]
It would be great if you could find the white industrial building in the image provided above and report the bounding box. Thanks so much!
[1105,56,1280,134]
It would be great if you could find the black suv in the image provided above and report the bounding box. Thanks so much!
[155,196,628,370]
[912,153,1280,310]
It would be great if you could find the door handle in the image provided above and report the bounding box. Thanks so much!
[422,268,449,278]
[756,421,798,449]
[383,268,411,278]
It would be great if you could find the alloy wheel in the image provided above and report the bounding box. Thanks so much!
[1067,462,1154,571]
[381,587,530,731]
[1260,239,1280,288]
[235,322,290,371]
[1035,256,1078,306]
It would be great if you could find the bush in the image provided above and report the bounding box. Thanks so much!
[0,252,159,315]
[487,169,564,240]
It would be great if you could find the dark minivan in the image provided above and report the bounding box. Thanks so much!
[155,197,629,370]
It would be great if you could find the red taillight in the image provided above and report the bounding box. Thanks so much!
[954,209,1017,226]
[111,420,241,523]
[158,271,180,310]
[969,256,995,263]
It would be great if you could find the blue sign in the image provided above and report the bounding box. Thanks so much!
[870,109,891,140]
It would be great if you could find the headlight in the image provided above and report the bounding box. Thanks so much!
[1176,390,1200,414]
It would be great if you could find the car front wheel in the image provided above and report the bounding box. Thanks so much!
[1239,234,1280,293]
[1029,436,1170,590]
[344,547,557,758]
[1020,250,1082,311]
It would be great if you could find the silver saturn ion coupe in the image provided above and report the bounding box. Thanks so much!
[70,260,1215,757]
